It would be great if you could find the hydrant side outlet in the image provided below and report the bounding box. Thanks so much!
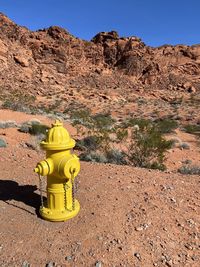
[34,120,80,222]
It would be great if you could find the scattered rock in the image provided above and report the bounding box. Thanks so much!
[134,252,141,261]
[65,255,73,261]
[135,223,150,231]
[22,261,30,267]
[95,261,102,267]
[46,262,56,267]
[14,55,29,67]
[0,138,7,147]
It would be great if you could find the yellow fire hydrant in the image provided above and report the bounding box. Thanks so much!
[34,120,80,222]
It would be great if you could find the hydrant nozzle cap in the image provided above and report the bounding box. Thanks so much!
[34,167,39,173]
[40,120,75,150]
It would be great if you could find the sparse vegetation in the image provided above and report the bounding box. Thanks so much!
[128,124,173,170]
[178,165,200,175]
[1,91,36,112]
[183,124,200,136]
[154,118,178,134]
[19,121,49,136]
[0,120,17,129]
[71,109,173,170]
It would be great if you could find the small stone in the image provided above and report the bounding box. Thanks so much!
[14,55,29,67]
[46,262,56,267]
[95,260,102,267]
[170,197,176,203]
[22,261,30,267]
[187,219,195,226]
[65,255,73,261]
[134,252,141,261]
[135,223,150,231]
[0,138,7,148]
[185,243,193,250]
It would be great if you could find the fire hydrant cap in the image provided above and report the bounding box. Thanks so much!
[40,120,75,150]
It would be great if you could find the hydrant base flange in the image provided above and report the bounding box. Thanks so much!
[39,199,80,222]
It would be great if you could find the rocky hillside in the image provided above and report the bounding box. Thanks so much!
[0,13,200,117]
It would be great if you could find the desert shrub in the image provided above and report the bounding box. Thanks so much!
[79,151,107,163]
[19,121,49,136]
[0,120,17,129]
[18,122,30,133]
[75,135,101,151]
[92,113,115,130]
[154,118,178,134]
[114,128,128,143]
[24,135,44,151]
[105,149,127,165]
[123,117,151,130]
[2,92,36,112]
[183,124,200,136]
[128,124,173,170]
[71,108,93,128]
[178,165,200,175]
[0,138,7,148]
[29,124,49,135]
[73,112,173,170]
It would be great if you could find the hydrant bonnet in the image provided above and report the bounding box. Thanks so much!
[40,120,75,150]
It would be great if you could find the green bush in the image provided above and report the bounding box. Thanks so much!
[0,120,17,129]
[79,151,107,163]
[128,124,173,170]
[29,124,49,135]
[123,118,151,130]
[75,135,101,151]
[183,124,200,136]
[154,118,178,134]
[105,149,127,165]
[73,112,173,170]
[2,92,36,112]
[178,165,200,175]
[19,122,49,136]
[92,113,115,130]
[71,108,93,128]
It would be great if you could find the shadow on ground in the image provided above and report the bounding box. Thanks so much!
[0,180,43,216]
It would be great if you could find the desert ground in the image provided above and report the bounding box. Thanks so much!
[0,109,200,267]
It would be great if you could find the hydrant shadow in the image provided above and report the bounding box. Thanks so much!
[0,180,43,216]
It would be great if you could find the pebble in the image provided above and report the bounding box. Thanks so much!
[46,262,56,267]
[65,255,73,261]
[170,197,176,203]
[135,223,150,231]
[95,260,102,267]
[134,252,141,261]
[22,261,30,267]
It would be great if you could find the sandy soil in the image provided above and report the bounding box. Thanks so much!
[0,110,200,267]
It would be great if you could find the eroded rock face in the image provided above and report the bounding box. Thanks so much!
[0,13,200,110]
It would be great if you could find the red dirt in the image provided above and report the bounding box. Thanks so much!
[0,110,200,267]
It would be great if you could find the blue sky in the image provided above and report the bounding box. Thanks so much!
[1,0,200,47]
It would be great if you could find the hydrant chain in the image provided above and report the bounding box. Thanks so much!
[71,170,75,211]
[38,174,44,208]
[63,182,70,211]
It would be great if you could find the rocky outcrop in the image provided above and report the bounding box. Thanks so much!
[0,13,200,112]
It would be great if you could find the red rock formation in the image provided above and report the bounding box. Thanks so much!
[0,13,200,114]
